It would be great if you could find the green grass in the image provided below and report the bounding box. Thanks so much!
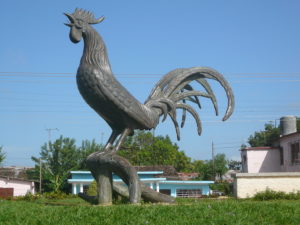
[0,198,300,225]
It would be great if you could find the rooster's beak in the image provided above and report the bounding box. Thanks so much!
[64,23,72,27]
[64,13,75,23]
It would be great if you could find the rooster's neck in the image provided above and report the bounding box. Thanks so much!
[80,26,112,74]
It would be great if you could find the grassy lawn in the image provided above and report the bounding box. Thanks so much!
[0,198,300,225]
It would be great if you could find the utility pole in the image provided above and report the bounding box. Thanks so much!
[45,128,59,142]
[39,158,42,194]
[212,141,215,181]
[42,128,58,194]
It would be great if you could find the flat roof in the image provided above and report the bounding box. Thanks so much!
[0,176,35,183]
[70,171,164,175]
[114,178,166,182]
[235,172,300,178]
[68,177,166,183]
[67,179,94,183]
[160,180,214,184]
[279,131,300,141]
[240,147,278,151]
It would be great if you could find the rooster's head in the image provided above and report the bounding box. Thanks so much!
[64,8,104,43]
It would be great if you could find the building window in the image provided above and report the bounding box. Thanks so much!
[176,189,202,198]
[279,147,284,165]
[291,142,300,164]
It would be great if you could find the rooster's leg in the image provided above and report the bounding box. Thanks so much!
[113,128,132,152]
[104,130,120,151]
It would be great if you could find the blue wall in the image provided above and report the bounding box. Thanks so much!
[159,183,211,196]
[69,171,213,196]
[71,172,93,180]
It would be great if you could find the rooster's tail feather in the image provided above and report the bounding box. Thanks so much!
[145,67,234,140]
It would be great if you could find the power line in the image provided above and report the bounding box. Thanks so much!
[2,71,300,76]
[1,78,300,85]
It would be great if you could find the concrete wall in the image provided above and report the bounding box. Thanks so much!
[234,172,300,198]
[0,178,35,196]
[242,148,281,173]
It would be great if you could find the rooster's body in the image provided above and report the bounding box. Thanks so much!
[65,9,234,152]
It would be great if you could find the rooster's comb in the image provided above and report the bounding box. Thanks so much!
[68,8,104,24]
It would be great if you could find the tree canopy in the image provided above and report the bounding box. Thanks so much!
[31,136,102,192]
[118,131,231,179]
[248,119,300,147]
[118,131,194,172]
[248,123,280,147]
[193,154,229,180]
[29,132,233,193]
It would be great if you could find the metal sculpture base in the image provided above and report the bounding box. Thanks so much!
[82,151,175,205]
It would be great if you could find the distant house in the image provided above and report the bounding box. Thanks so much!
[68,168,213,198]
[241,116,300,173]
[0,166,36,198]
[0,177,35,198]
[235,116,300,198]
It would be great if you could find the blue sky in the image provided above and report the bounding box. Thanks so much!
[1,0,300,166]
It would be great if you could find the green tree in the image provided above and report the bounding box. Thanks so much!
[192,160,208,179]
[0,146,6,165]
[77,139,103,170]
[214,154,229,179]
[248,122,280,147]
[248,120,300,147]
[228,160,242,170]
[32,136,79,192]
[193,154,229,180]
[118,131,194,172]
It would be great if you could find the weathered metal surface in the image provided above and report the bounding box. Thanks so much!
[280,115,297,136]
[65,8,234,204]
[79,182,175,204]
[87,151,141,204]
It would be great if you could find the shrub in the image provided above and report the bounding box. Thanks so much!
[253,189,300,201]
[7,191,76,201]
[13,192,41,201]
[87,181,97,196]
[43,191,75,199]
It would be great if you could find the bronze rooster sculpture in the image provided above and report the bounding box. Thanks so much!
[65,9,234,205]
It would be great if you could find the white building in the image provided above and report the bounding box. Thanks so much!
[0,177,35,197]
[236,116,300,198]
[241,147,281,173]
[241,116,300,173]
